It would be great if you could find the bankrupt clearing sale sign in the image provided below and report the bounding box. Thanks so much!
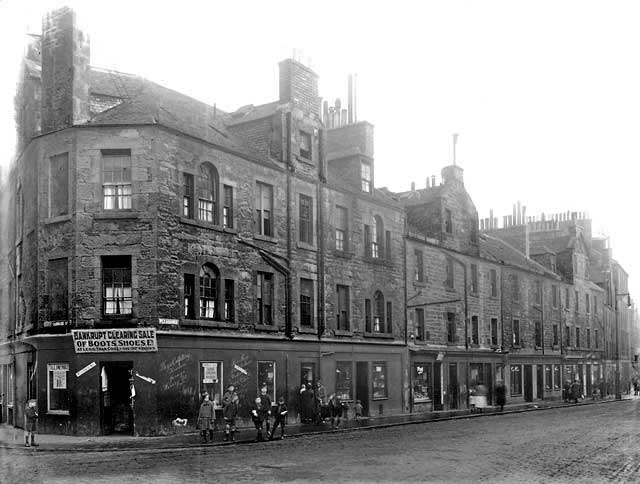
[72,328,158,353]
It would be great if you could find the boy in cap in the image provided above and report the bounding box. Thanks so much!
[269,396,288,440]
[197,392,215,443]
[222,384,239,441]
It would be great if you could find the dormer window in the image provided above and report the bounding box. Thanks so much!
[361,161,371,193]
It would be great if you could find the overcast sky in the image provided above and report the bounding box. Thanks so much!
[1,0,638,300]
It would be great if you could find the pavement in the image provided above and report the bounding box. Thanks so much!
[0,394,632,452]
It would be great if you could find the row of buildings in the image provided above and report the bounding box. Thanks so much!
[0,8,637,436]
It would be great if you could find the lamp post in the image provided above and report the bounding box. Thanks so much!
[614,292,631,400]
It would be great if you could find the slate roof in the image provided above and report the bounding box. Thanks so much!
[479,233,559,278]
[226,102,279,125]
[397,186,443,205]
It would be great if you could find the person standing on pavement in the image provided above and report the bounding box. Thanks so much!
[259,385,272,437]
[197,392,215,443]
[570,378,581,404]
[354,400,363,422]
[269,396,288,440]
[251,396,267,442]
[563,380,571,402]
[315,380,328,424]
[24,398,38,447]
[328,393,343,430]
[495,380,506,412]
[222,384,239,441]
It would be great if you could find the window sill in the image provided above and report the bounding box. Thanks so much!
[255,324,279,332]
[296,241,317,252]
[182,319,238,329]
[47,410,70,416]
[44,214,72,225]
[334,329,353,337]
[95,211,139,220]
[179,217,224,232]
[364,332,394,339]
[298,326,317,334]
[254,234,278,244]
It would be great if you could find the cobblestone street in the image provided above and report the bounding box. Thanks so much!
[2,400,640,483]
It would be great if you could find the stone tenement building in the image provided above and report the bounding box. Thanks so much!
[0,7,635,436]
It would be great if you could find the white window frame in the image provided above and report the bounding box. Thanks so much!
[47,362,70,415]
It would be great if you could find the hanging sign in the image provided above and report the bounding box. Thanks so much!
[135,372,156,385]
[234,364,248,375]
[72,328,158,353]
[76,361,97,378]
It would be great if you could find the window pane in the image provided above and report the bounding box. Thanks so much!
[413,363,432,402]
[257,361,276,403]
[200,361,223,407]
[335,361,353,401]
[372,363,387,399]
[48,363,70,412]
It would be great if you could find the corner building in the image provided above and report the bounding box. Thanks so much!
[0,8,404,435]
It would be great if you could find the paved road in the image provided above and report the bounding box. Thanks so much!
[2,400,640,484]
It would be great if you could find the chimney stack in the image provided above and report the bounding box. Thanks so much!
[279,58,319,116]
[411,181,415,191]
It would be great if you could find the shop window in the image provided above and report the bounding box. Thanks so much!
[300,278,314,327]
[47,363,70,414]
[183,172,194,218]
[491,318,498,346]
[199,264,219,320]
[510,365,522,396]
[335,361,353,401]
[200,361,222,407]
[412,363,432,403]
[223,185,233,229]
[300,362,316,386]
[335,206,348,251]
[257,361,276,403]
[553,365,561,389]
[545,365,552,390]
[299,194,313,244]
[224,279,235,322]
[361,161,371,193]
[197,163,218,223]
[102,149,131,210]
[49,152,69,217]
[336,285,350,331]
[471,316,479,345]
[184,274,195,319]
[255,182,273,236]
[256,272,274,325]
[48,258,68,320]
[372,362,388,399]
[102,255,132,315]
[414,250,424,282]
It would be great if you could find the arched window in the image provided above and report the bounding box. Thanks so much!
[199,263,219,319]
[373,291,385,332]
[197,164,219,223]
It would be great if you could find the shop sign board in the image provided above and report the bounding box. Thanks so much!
[72,328,158,353]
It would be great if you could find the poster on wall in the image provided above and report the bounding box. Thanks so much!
[53,369,67,389]
[202,363,218,384]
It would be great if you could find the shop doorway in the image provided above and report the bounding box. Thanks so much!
[355,361,369,417]
[524,365,533,402]
[448,364,459,409]
[586,364,592,396]
[433,362,443,411]
[536,365,544,400]
[100,361,134,435]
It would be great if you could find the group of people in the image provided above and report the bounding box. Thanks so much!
[563,379,584,403]
[299,380,363,429]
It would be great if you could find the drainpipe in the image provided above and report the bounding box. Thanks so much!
[317,128,326,340]
[285,112,294,340]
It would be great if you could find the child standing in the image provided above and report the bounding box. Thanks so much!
[269,396,288,440]
[197,392,215,443]
[251,396,266,442]
[24,399,38,447]
[354,400,363,422]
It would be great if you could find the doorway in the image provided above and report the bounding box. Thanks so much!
[536,365,544,400]
[355,361,369,417]
[433,362,443,411]
[448,363,459,409]
[524,364,533,402]
[100,361,134,435]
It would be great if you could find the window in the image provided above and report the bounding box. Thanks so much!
[510,365,522,396]
[373,291,385,332]
[445,258,454,288]
[49,153,69,217]
[224,279,235,322]
[415,308,425,341]
[470,264,478,294]
[413,363,432,402]
[199,264,219,319]
[299,131,312,159]
[335,361,353,401]
[535,280,542,304]
[565,287,570,309]
[565,326,571,347]
[8,364,14,408]
[553,365,561,389]
[386,301,393,333]
[512,319,521,346]
[336,285,350,331]
[198,164,218,223]
[368,216,383,259]
[553,324,559,346]
[491,318,498,346]
[200,361,223,407]
[102,149,131,210]
[575,290,579,312]
[300,278,314,327]
[365,299,372,333]
[545,365,552,390]
[594,296,597,315]
[535,320,542,347]
[575,327,581,348]
[372,362,388,399]
[471,316,479,345]
[586,293,590,314]
[102,256,132,315]
[587,328,591,348]
[414,250,424,282]
[48,258,68,320]
[490,269,497,297]
[595,329,599,349]
[257,361,276,403]
[47,363,70,413]
[335,206,348,251]
[223,185,233,229]
[255,182,273,236]
[183,173,194,218]
[184,274,195,319]
[444,209,452,233]
[512,274,519,301]
[552,285,558,308]
[256,272,274,325]
[299,194,313,244]
[447,312,456,343]
[361,161,371,192]
[385,230,392,260]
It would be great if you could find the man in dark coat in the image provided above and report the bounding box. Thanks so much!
[495,380,506,412]
[570,379,581,404]
[251,396,267,442]
[258,386,272,437]
[222,384,239,441]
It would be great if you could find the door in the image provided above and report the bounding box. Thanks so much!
[448,363,458,409]
[524,364,533,402]
[355,361,369,417]
[433,363,443,411]
[536,365,544,400]
[586,364,592,396]
[100,361,134,435]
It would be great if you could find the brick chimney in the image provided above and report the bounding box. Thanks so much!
[279,59,319,116]
[41,7,90,133]
[441,164,464,187]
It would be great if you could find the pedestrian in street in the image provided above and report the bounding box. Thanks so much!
[354,400,363,422]
[24,398,38,447]
[197,392,215,443]
[258,385,272,437]
[222,384,239,441]
[251,396,267,442]
[475,384,488,413]
[269,396,288,440]
[495,380,506,412]
[300,382,315,423]
[328,393,343,430]
[563,380,571,403]
[570,379,581,404]
[315,380,328,425]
